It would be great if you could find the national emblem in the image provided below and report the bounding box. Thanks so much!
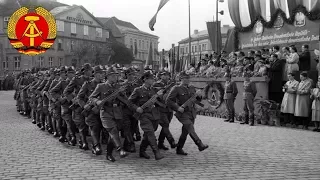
[7,6,57,56]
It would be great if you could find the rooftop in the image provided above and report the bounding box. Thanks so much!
[179,25,233,43]
[0,0,67,16]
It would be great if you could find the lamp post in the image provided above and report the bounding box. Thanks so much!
[216,0,224,54]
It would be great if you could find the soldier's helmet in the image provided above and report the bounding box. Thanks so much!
[105,67,119,76]
[93,66,104,74]
[67,67,76,74]
[178,71,190,79]
[141,71,154,81]
[81,63,93,73]
[124,67,136,76]
[59,66,67,73]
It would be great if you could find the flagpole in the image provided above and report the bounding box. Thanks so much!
[188,0,191,70]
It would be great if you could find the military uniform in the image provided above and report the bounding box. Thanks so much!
[36,74,50,130]
[90,67,128,162]
[129,71,164,160]
[166,71,208,155]
[223,73,238,123]
[30,75,45,127]
[64,64,91,149]
[50,67,74,143]
[47,71,61,137]
[241,72,257,126]
[78,66,104,154]
[120,68,142,153]
[152,71,176,150]
[19,71,33,116]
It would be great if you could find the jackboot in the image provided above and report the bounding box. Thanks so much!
[124,133,136,153]
[139,137,150,159]
[240,115,249,125]
[68,134,77,146]
[81,133,89,150]
[112,135,129,158]
[149,134,164,160]
[106,141,115,162]
[168,138,177,149]
[249,115,254,126]
[195,140,209,151]
[92,143,102,155]
[158,143,169,150]
[229,113,235,123]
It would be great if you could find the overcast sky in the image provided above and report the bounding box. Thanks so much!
[59,0,234,50]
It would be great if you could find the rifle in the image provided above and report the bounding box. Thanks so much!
[83,77,142,115]
[132,82,175,120]
[174,89,204,116]
[69,97,79,110]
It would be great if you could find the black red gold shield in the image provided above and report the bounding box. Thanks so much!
[7,7,57,56]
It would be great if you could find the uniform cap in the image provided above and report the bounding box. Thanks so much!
[81,63,93,72]
[178,71,190,79]
[105,67,119,76]
[141,71,154,80]
[67,67,75,73]
[124,67,136,76]
[93,66,104,74]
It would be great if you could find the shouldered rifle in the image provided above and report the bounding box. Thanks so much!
[179,89,205,110]
[133,82,175,119]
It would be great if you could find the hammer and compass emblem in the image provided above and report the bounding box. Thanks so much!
[7,7,57,56]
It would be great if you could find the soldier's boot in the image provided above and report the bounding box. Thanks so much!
[112,133,128,158]
[53,118,60,137]
[101,128,108,144]
[92,143,102,155]
[149,134,164,160]
[229,113,235,123]
[240,115,249,125]
[249,115,255,126]
[176,135,188,156]
[124,133,136,153]
[106,141,115,162]
[68,132,77,146]
[139,136,150,159]
[40,114,46,131]
[81,132,89,150]
[58,126,67,143]
[168,137,177,149]
[36,112,42,128]
[134,126,141,141]
[189,128,209,152]
[158,142,169,150]
[78,131,84,149]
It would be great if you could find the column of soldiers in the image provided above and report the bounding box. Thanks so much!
[14,64,209,162]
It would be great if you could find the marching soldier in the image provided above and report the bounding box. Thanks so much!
[50,67,76,144]
[128,71,164,160]
[36,71,51,131]
[165,71,208,155]
[47,69,62,137]
[240,71,257,126]
[31,72,45,128]
[64,63,92,150]
[121,67,141,153]
[223,72,238,123]
[153,70,177,150]
[19,70,33,116]
[78,66,104,154]
[90,67,129,162]
[41,69,58,134]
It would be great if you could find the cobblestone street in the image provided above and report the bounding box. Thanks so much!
[0,90,320,180]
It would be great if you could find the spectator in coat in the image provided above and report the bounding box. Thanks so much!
[287,46,299,74]
[314,49,320,76]
[299,44,311,71]
[310,77,320,132]
[268,54,285,104]
[294,71,312,129]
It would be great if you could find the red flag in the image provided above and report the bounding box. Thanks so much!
[149,0,170,31]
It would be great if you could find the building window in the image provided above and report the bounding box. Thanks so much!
[130,38,133,46]
[71,41,75,52]
[192,46,194,52]
[138,40,141,49]
[39,56,44,67]
[195,46,197,52]
[96,28,102,38]
[58,39,63,50]
[146,41,149,49]
[204,44,207,50]
[142,40,145,50]
[49,57,53,67]
[56,20,64,32]
[14,56,21,69]
[71,23,77,34]
[58,58,63,66]
[199,45,201,52]
[106,31,109,39]
[3,17,9,29]
[84,25,88,35]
